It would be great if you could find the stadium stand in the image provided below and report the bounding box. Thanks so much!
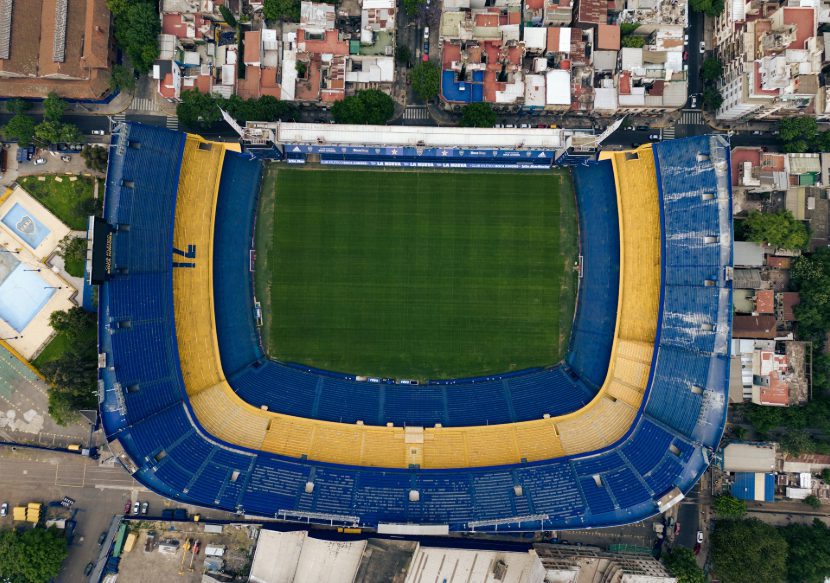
[98,124,731,532]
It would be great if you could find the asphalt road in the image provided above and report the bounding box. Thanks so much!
[687,10,705,100]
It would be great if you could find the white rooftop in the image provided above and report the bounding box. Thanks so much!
[723,442,777,473]
[403,547,545,583]
[249,531,366,583]
[545,69,571,105]
[272,122,566,148]
[524,26,547,50]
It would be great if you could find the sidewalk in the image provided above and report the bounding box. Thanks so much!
[22,89,136,117]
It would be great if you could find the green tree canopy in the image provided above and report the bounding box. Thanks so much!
[712,518,788,583]
[43,91,67,122]
[411,61,440,103]
[779,117,819,153]
[690,0,725,16]
[404,0,426,17]
[822,468,830,482]
[460,102,496,128]
[109,64,136,92]
[5,98,30,115]
[0,527,68,583]
[701,57,723,82]
[663,547,704,583]
[780,519,830,583]
[621,35,646,48]
[219,4,238,27]
[396,45,411,64]
[81,144,109,173]
[263,0,301,22]
[34,120,83,146]
[620,23,640,35]
[176,90,222,128]
[1,113,36,146]
[713,494,747,519]
[702,87,723,111]
[744,210,809,250]
[332,90,395,125]
[111,0,160,74]
[802,495,822,508]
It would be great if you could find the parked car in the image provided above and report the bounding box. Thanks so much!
[33,157,46,165]
[98,531,108,546]
[132,501,140,515]
[649,133,660,140]
[690,95,698,108]
[91,129,105,136]
[60,154,71,162]
[0,502,7,517]
[84,562,94,576]
[140,501,149,515]
[684,33,688,43]
[696,530,704,543]
[423,26,430,39]
[674,522,681,536]
[682,50,688,61]
[699,40,705,53]
[694,542,702,555]
[519,123,531,128]
[124,501,131,515]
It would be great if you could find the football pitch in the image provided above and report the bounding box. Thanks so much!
[254,167,578,380]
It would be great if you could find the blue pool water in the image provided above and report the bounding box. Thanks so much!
[2,203,51,250]
[0,264,55,331]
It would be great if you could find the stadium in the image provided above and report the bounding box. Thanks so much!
[94,122,732,534]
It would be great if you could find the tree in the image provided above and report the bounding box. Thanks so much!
[176,90,222,128]
[332,90,395,125]
[744,210,809,250]
[460,102,496,128]
[81,144,109,173]
[701,57,723,82]
[802,495,822,508]
[109,64,136,92]
[620,23,640,35]
[34,119,83,146]
[780,519,830,583]
[396,45,411,64]
[702,86,723,111]
[822,468,830,483]
[779,117,819,153]
[0,527,68,583]
[112,1,160,74]
[792,250,830,344]
[43,91,67,122]
[621,35,646,48]
[411,61,440,103]
[50,307,93,338]
[404,0,426,17]
[713,494,747,519]
[263,0,300,22]
[781,430,813,455]
[5,98,30,115]
[219,4,237,27]
[711,519,787,583]
[663,547,705,583]
[58,236,87,278]
[690,0,724,16]
[1,113,36,146]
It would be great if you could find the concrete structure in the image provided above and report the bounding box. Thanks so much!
[716,2,825,121]
[0,0,114,99]
[722,442,777,473]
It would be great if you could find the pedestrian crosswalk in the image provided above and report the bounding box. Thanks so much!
[403,106,429,120]
[130,96,158,112]
[165,116,179,131]
[662,126,675,140]
[680,110,704,125]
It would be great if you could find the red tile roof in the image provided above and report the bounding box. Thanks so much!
[577,0,607,25]
[783,7,814,50]
[767,256,792,269]
[731,147,762,186]
[596,24,620,50]
[756,290,774,314]
[244,31,262,64]
[780,292,800,321]
[761,371,789,406]
[733,315,777,339]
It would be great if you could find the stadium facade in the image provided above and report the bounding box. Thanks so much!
[94,123,732,534]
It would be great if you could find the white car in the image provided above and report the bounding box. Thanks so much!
[132,501,140,515]
[33,157,47,165]
[696,530,704,544]
[649,133,661,140]
[690,95,698,108]
[0,502,7,517]
[684,33,688,43]
[699,41,705,53]
[91,129,106,136]
[423,26,429,40]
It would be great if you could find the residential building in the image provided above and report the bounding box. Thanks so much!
[0,0,115,99]
[716,1,825,121]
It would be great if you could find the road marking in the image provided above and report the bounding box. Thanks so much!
[403,106,429,120]
[681,110,704,125]
[662,126,676,140]
[166,116,179,130]
[130,97,158,112]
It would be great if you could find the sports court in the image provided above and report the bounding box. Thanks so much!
[258,168,578,379]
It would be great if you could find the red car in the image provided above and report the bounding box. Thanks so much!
[682,50,688,61]
[124,501,131,515]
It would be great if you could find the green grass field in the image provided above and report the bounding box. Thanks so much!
[255,167,578,379]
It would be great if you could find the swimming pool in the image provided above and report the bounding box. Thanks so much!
[0,264,56,332]
[2,202,51,250]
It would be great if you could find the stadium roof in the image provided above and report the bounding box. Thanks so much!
[262,122,566,149]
